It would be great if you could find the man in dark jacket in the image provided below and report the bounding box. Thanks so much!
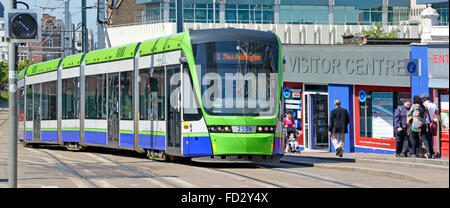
[328,100,350,157]
[393,100,411,157]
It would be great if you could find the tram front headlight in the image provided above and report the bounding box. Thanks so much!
[256,126,276,133]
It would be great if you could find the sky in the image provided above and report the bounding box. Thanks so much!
[1,0,100,39]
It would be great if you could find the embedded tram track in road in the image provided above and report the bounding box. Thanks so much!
[250,162,361,188]
[19,145,183,188]
[185,161,357,188]
[35,148,101,188]
[88,152,184,188]
[188,161,360,188]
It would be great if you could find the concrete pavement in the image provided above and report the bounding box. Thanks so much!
[281,151,449,188]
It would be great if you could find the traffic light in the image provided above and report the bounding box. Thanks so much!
[6,9,41,43]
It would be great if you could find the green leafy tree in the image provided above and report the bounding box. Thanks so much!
[0,60,8,84]
[360,23,400,38]
[0,59,35,83]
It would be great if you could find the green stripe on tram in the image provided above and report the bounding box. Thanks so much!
[84,43,139,65]
[85,128,107,133]
[182,133,209,137]
[119,130,134,134]
[61,128,80,131]
[41,128,58,131]
[138,131,165,136]
[62,53,85,69]
[26,58,62,76]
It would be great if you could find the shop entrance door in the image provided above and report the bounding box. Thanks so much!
[304,93,329,150]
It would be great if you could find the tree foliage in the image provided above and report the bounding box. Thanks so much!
[0,59,35,83]
[360,23,400,38]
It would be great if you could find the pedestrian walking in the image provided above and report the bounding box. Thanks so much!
[394,100,411,157]
[421,93,445,159]
[408,95,428,158]
[328,100,349,157]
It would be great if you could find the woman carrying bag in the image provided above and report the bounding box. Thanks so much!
[407,96,428,158]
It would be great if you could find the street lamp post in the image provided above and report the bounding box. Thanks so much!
[8,0,18,188]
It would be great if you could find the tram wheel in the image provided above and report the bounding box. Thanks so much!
[64,142,83,151]
[146,149,168,161]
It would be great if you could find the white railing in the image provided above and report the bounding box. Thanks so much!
[106,22,422,47]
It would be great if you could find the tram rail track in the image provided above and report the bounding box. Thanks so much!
[37,148,100,188]
[250,163,361,188]
[25,146,181,188]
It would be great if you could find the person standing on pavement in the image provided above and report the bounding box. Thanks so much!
[421,93,445,159]
[408,95,428,158]
[394,100,411,157]
[328,100,350,157]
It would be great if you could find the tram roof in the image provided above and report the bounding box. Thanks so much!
[189,28,279,45]
[84,43,139,65]
[26,58,62,77]
[139,32,188,57]
[62,53,85,69]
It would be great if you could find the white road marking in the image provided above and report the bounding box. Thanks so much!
[163,177,198,188]
[67,177,90,188]
[96,180,116,188]
[144,178,173,188]
[85,153,116,165]
[41,185,58,188]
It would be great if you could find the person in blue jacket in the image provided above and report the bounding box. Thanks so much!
[394,99,411,157]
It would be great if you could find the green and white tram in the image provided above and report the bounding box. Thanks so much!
[17,28,284,162]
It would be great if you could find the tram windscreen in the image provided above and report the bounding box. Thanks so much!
[193,41,279,116]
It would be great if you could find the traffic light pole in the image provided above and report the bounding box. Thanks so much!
[8,0,18,188]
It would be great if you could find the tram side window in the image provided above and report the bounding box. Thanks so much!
[85,74,107,119]
[41,81,57,120]
[139,67,165,121]
[120,71,133,120]
[62,77,80,119]
[183,67,202,121]
[26,85,33,121]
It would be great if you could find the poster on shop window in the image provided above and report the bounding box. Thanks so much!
[441,94,449,136]
[372,92,394,139]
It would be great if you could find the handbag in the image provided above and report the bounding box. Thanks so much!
[426,109,438,136]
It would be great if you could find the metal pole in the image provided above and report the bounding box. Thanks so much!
[82,0,88,52]
[64,0,71,56]
[8,0,18,188]
[213,0,215,25]
[176,0,183,33]
[97,0,106,50]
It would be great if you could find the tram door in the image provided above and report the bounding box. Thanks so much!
[33,84,41,142]
[166,66,182,155]
[108,73,120,147]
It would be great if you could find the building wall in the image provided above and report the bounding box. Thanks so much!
[0,18,7,61]
[19,14,63,62]
[107,0,146,26]
[109,0,413,26]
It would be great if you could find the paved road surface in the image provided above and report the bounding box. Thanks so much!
[0,103,448,188]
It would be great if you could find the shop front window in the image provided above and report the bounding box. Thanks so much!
[359,90,411,139]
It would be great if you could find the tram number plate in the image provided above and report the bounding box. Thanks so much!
[232,126,256,133]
